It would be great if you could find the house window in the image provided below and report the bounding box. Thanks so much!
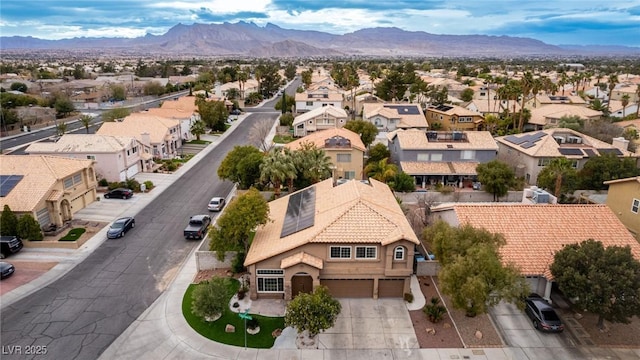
[417,153,429,161]
[86,155,96,160]
[306,101,313,106]
[460,150,475,160]
[394,246,405,260]
[430,153,443,161]
[337,154,351,162]
[63,177,73,189]
[256,269,284,293]
[537,158,551,167]
[355,246,377,259]
[344,171,355,179]
[330,246,351,259]
[571,160,578,168]
[73,173,82,184]
[127,150,130,156]
[632,199,640,214]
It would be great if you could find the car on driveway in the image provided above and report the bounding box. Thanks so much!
[524,295,564,332]
[230,109,241,115]
[207,197,225,212]
[0,261,15,279]
[104,188,133,199]
[107,217,136,238]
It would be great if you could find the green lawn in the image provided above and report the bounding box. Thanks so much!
[59,228,86,241]
[187,139,211,145]
[272,134,294,144]
[182,282,285,348]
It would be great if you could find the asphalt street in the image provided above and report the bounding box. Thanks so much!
[0,106,279,359]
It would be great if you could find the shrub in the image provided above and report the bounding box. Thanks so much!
[108,181,126,190]
[144,180,154,190]
[232,252,246,274]
[404,292,414,303]
[17,214,43,241]
[1,204,18,236]
[98,178,109,187]
[423,296,447,323]
[247,318,260,330]
[438,185,455,194]
[191,277,234,320]
[125,178,141,192]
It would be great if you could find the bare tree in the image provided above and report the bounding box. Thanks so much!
[248,120,275,153]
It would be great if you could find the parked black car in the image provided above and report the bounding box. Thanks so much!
[107,217,136,239]
[230,109,241,115]
[0,261,15,279]
[524,295,564,332]
[104,188,133,199]
[0,235,23,259]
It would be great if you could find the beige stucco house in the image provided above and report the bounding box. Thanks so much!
[0,155,97,228]
[425,104,484,131]
[286,128,365,181]
[604,176,640,240]
[526,104,602,130]
[295,90,343,113]
[291,106,348,137]
[25,134,153,182]
[244,178,420,300]
[362,103,429,131]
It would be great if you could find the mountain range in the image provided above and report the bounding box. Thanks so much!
[2,22,639,57]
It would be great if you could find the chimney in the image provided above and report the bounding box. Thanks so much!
[140,132,151,147]
[611,137,629,152]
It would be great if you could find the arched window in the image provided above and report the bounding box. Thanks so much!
[394,246,405,261]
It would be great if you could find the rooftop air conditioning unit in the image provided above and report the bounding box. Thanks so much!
[532,189,550,204]
[567,136,582,144]
[554,136,565,144]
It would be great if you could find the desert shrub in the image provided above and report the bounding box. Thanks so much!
[423,296,447,323]
[144,180,154,190]
[125,178,141,192]
[191,277,234,320]
[98,178,109,187]
[404,292,414,303]
[438,185,455,194]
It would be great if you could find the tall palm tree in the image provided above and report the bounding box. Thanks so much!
[621,94,630,118]
[79,114,93,133]
[546,158,574,199]
[260,148,296,197]
[595,72,603,98]
[295,142,333,184]
[363,157,397,183]
[559,72,568,96]
[518,72,534,131]
[607,73,619,114]
[237,69,248,100]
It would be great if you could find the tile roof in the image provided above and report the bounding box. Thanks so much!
[292,106,348,126]
[0,155,93,212]
[495,128,637,158]
[295,91,343,102]
[96,115,178,144]
[25,134,137,153]
[363,103,428,129]
[427,104,479,117]
[466,99,521,114]
[245,178,419,266]
[400,161,478,175]
[391,129,498,150]
[281,252,324,269]
[451,204,640,279]
[528,104,602,126]
[603,176,640,185]
[285,128,366,152]
[147,107,195,120]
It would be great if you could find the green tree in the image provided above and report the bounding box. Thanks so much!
[225,88,240,100]
[284,63,297,81]
[375,69,408,101]
[197,99,228,131]
[218,145,263,189]
[301,69,312,88]
[0,205,18,236]
[209,188,269,256]
[143,81,166,96]
[189,119,206,141]
[54,98,75,118]
[110,84,126,101]
[578,154,640,190]
[537,158,577,198]
[294,142,333,185]
[102,107,130,122]
[55,121,67,136]
[260,148,297,197]
[364,157,397,182]
[550,239,640,330]
[191,276,234,320]
[284,285,342,338]
[518,72,534,131]
[476,160,516,201]
[460,88,474,102]
[16,214,43,241]
[388,171,416,192]
[343,120,378,148]
[10,82,27,92]
[274,94,295,113]
[424,221,529,317]
[279,112,294,127]
[367,143,390,164]
[621,94,630,118]
[607,73,618,114]
[79,114,93,133]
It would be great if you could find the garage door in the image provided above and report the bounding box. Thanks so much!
[320,279,374,298]
[378,279,405,298]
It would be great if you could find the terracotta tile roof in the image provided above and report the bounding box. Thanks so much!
[292,106,348,127]
[427,104,479,117]
[451,204,640,279]
[363,103,428,129]
[46,190,63,202]
[281,252,324,269]
[391,129,498,150]
[0,155,93,212]
[495,128,637,158]
[604,176,640,185]
[295,91,343,102]
[147,107,195,120]
[285,128,366,152]
[466,99,521,114]
[25,134,137,153]
[245,178,419,266]
[528,104,602,126]
[96,115,178,144]
[400,161,478,175]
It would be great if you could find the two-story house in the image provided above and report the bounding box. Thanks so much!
[244,178,419,300]
[96,114,182,159]
[389,130,498,189]
[295,90,343,113]
[0,155,97,229]
[425,104,484,131]
[526,104,602,130]
[291,106,348,137]
[286,128,365,181]
[25,134,153,182]
[495,128,638,185]
[604,176,640,241]
[147,96,202,141]
[362,103,428,131]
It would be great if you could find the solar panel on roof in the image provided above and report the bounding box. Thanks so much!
[0,175,24,197]
[432,104,453,112]
[530,132,547,141]
[558,148,584,156]
[583,149,597,157]
[386,105,421,115]
[598,148,623,156]
[520,142,536,149]
[504,135,527,145]
[280,187,316,238]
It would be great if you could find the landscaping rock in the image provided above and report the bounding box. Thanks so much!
[475,330,483,339]
[426,328,436,335]
[225,324,235,333]
[443,322,451,329]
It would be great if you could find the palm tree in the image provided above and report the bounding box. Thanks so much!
[559,72,568,96]
[260,148,296,197]
[295,142,333,184]
[546,158,574,199]
[79,114,93,133]
[595,72,603,98]
[237,69,248,100]
[607,73,619,114]
[189,119,206,141]
[363,157,397,182]
[621,94,630,118]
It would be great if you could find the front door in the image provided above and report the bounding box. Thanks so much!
[291,275,313,297]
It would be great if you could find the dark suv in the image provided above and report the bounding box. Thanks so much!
[104,188,133,199]
[524,295,564,332]
[0,235,24,259]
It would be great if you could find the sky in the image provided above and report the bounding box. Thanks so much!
[1,0,639,47]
